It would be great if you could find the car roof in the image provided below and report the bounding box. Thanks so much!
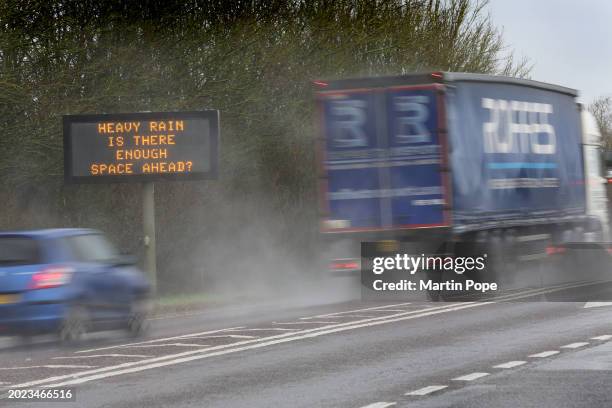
[0,228,101,239]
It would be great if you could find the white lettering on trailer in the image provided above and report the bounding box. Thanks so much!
[482,98,556,155]
[331,99,368,148]
[394,95,431,144]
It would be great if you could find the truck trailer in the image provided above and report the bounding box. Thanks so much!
[315,72,610,292]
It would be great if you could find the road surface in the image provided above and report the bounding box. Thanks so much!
[2,280,612,407]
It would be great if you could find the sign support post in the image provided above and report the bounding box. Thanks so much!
[143,182,157,293]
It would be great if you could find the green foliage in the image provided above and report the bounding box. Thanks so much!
[0,0,529,293]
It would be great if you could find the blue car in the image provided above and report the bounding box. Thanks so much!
[0,229,151,342]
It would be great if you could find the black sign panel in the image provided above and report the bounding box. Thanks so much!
[63,110,219,183]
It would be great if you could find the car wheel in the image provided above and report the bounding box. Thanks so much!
[59,305,88,344]
[126,299,150,338]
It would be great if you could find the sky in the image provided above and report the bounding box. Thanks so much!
[486,0,612,104]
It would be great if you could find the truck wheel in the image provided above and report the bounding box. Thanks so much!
[485,234,505,287]
[426,270,441,301]
[427,289,440,302]
[59,305,88,344]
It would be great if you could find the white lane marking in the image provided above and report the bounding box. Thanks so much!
[8,281,601,390]
[75,327,245,354]
[584,302,612,309]
[529,350,559,358]
[53,354,150,359]
[272,321,340,325]
[493,361,526,369]
[181,335,257,340]
[0,365,97,370]
[306,302,412,319]
[360,402,397,408]
[0,382,11,385]
[405,385,448,396]
[22,302,489,389]
[123,343,208,348]
[452,372,489,381]
[561,342,589,349]
[591,335,612,341]
[227,328,299,332]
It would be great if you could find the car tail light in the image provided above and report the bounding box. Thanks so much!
[29,266,74,289]
[329,259,360,271]
[546,246,566,256]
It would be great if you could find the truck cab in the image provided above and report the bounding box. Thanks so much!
[581,109,610,241]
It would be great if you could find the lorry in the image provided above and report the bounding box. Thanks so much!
[314,72,610,293]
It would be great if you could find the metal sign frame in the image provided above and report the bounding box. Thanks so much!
[63,110,219,184]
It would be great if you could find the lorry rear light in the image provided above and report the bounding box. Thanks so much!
[546,246,566,256]
[330,259,360,271]
[29,266,74,289]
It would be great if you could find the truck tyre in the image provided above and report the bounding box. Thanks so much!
[484,231,505,288]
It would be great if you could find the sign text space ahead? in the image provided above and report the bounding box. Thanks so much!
[63,110,219,183]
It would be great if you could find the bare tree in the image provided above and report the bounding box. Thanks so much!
[0,0,533,293]
[589,96,612,150]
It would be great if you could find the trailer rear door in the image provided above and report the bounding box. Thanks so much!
[317,84,450,232]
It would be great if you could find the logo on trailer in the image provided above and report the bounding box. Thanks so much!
[393,95,431,144]
[331,99,368,148]
[482,98,556,155]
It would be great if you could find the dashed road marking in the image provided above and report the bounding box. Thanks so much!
[227,328,299,332]
[405,385,448,396]
[124,343,209,348]
[272,321,340,325]
[53,354,150,359]
[591,335,612,341]
[529,350,559,358]
[0,365,98,370]
[493,361,526,369]
[561,342,589,349]
[452,372,489,381]
[584,302,612,309]
[181,335,257,340]
[75,327,245,354]
[305,302,413,319]
[360,402,396,408]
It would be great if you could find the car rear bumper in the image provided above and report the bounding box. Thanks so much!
[0,301,67,335]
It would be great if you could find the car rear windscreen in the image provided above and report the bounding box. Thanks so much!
[0,237,41,266]
[67,234,119,263]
